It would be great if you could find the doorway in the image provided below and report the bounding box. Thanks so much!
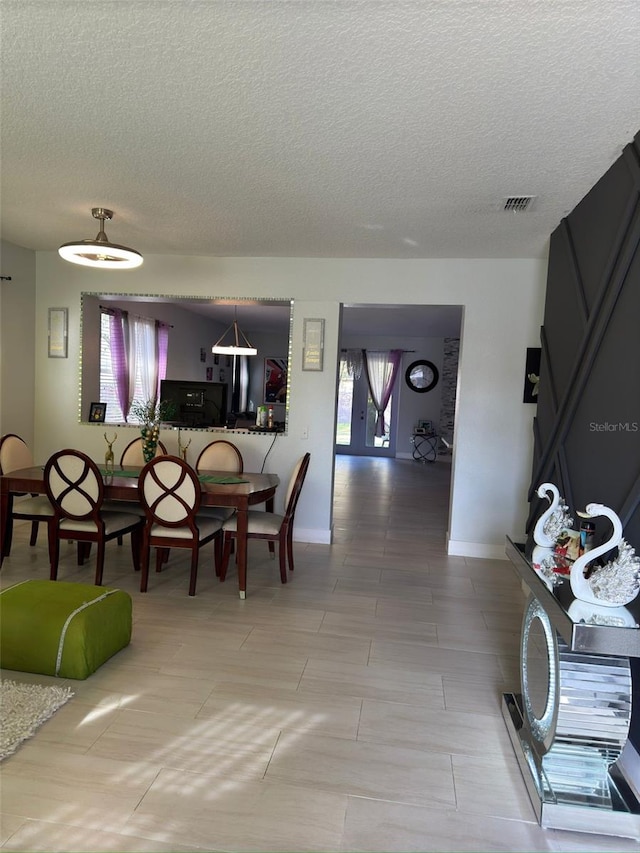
[333,302,462,541]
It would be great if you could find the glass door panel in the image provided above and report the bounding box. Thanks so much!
[335,357,395,456]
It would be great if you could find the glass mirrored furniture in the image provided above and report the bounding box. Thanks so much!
[503,538,640,841]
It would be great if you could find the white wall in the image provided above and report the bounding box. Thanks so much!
[0,241,36,446]
[21,249,547,556]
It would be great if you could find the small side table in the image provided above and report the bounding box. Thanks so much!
[411,432,439,463]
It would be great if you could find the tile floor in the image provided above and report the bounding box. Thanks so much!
[1,456,638,852]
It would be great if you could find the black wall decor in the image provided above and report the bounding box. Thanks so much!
[526,131,640,551]
[526,129,640,752]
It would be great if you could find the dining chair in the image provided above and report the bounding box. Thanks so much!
[120,436,168,466]
[138,455,223,596]
[219,452,310,585]
[195,439,244,522]
[44,449,144,585]
[0,433,53,556]
[105,436,170,529]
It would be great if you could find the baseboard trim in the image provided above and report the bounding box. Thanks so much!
[447,539,508,560]
[295,527,332,545]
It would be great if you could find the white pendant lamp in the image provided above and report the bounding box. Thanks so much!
[211,309,257,356]
[58,208,143,269]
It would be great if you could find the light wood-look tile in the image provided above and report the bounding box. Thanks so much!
[123,770,348,852]
[1,456,628,852]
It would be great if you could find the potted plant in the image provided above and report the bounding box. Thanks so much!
[129,397,176,463]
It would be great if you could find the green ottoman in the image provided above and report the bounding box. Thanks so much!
[0,580,132,680]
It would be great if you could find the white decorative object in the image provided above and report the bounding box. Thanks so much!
[531,543,555,569]
[532,552,563,590]
[533,482,573,548]
[567,600,638,629]
[570,503,640,607]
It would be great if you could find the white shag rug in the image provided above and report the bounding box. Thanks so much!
[0,679,74,760]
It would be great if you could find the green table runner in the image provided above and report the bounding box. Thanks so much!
[99,469,247,484]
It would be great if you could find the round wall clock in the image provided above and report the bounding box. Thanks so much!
[405,360,439,393]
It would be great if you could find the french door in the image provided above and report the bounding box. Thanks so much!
[335,357,396,456]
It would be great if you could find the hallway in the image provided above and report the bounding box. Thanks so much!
[0,456,635,851]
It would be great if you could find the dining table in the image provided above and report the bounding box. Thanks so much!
[0,464,279,599]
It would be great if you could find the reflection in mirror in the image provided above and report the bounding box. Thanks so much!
[80,294,293,433]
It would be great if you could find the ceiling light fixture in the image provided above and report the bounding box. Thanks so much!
[211,310,257,356]
[58,208,143,269]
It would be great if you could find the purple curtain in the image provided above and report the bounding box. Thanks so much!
[364,349,403,437]
[109,309,130,421]
[156,322,170,399]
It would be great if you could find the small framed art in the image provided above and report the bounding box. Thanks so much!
[48,307,68,358]
[89,402,107,423]
[302,318,324,371]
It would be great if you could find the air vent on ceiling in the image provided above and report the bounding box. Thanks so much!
[503,195,537,212]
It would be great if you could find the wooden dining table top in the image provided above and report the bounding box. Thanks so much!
[0,464,280,598]
[1,463,278,497]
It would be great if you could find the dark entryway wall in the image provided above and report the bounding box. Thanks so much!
[527,129,640,756]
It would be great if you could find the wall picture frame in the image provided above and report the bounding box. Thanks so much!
[302,318,324,371]
[48,307,68,358]
[89,402,107,423]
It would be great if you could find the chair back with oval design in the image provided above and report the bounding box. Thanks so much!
[0,433,33,474]
[120,437,168,467]
[195,440,243,474]
[44,450,103,521]
[43,449,143,586]
[139,455,201,528]
[137,455,222,596]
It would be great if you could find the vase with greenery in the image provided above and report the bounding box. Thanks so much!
[129,397,177,463]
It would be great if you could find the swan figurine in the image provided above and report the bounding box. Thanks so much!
[569,503,640,607]
[568,599,638,629]
[533,482,573,548]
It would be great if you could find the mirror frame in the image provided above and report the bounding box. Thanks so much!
[405,359,439,393]
[79,293,294,433]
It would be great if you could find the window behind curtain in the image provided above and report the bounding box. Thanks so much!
[99,312,154,424]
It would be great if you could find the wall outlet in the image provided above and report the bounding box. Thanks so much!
[301,426,309,440]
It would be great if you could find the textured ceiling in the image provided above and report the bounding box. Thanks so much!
[1,1,639,260]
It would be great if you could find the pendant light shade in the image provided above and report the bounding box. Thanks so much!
[212,312,257,356]
[58,208,143,269]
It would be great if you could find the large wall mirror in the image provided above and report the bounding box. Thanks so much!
[80,294,293,433]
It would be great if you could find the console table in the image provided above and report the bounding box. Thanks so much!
[503,537,640,841]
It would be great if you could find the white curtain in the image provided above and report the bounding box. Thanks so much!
[363,349,403,437]
[134,316,158,406]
